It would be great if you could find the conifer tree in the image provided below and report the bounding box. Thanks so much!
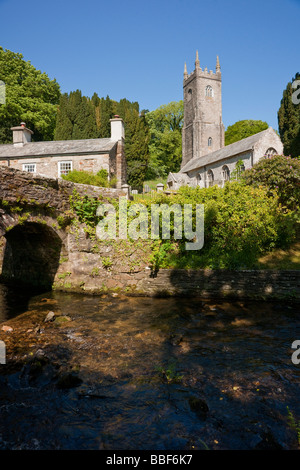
[54,90,98,140]
[123,107,149,189]
[278,73,300,157]
[98,95,114,138]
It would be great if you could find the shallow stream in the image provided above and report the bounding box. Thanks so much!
[0,283,299,450]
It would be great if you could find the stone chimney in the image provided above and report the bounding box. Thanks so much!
[11,122,33,146]
[110,116,126,188]
[110,115,125,141]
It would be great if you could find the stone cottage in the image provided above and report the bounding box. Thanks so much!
[0,116,126,188]
[167,53,283,189]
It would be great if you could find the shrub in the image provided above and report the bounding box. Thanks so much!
[240,155,300,211]
[145,182,296,269]
[62,169,116,188]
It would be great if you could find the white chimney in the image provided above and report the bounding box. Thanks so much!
[11,122,33,146]
[110,115,125,141]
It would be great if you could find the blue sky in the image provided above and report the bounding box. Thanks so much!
[0,0,299,130]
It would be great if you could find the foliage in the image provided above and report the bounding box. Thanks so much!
[69,190,101,226]
[61,169,116,188]
[287,407,300,447]
[122,108,149,189]
[0,47,60,143]
[225,119,269,146]
[145,101,183,178]
[143,182,296,270]
[278,72,300,158]
[54,90,98,140]
[240,154,300,210]
[69,176,297,270]
[230,159,246,180]
[102,257,112,269]
[155,362,183,384]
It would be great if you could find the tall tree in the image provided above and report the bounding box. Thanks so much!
[123,107,149,189]
[0,47,60,143]
[278,73,300,157]
[145,101,183,178]
[54,90,98,140]
[98,95,114,138]
[225,120,269,146]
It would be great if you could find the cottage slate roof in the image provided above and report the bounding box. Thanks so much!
[181,128,273,173]
[0,138,117,158]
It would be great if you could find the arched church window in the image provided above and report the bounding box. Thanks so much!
[197,174,201,185]
[208,137,212,147]
[222,165,230,181]
[207,169,214,186]
[205,85,213,97]
[265,147,277,158]
[187,89,192,101]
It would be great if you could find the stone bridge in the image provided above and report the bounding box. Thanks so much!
[0,166,299,300]
[0,166,128,289]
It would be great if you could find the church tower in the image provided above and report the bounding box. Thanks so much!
[181,52,225,168]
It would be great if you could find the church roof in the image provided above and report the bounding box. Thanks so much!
[167,172,191,184]
[0,138,117,158]
[181,127,274,173]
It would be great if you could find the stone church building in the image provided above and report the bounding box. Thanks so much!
[0,116,126,188]
[167,52,283,189]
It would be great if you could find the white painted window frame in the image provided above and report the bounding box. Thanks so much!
[58,161,72,177]
[23,163,36,173]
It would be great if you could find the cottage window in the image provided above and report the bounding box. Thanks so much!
[205,85,213,97]
[58,161,72,177]
[23,163,36,173]
[208,137,212,147]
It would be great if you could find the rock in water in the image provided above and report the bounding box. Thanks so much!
[44,311,55,323]
[1,325,13,332]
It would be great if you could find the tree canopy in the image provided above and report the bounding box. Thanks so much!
[145,101,183,178]
[0,47,60,143]
[278,72,300,158]
[225,119,269,146]
[241,154,300,211]
[54,90,98,140]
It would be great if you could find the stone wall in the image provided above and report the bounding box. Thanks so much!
[0,166,125,219]
[0,166,299,301]
[54,223,300,300]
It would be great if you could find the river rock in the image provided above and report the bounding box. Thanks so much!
[254,431,283,450]
[44,311,55,322]
[188,396,209,420]
[56,373,83,389]
[1,325,13,332]
[54,315,71,325]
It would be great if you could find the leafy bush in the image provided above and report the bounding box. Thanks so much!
[143,182,296,269]
[69,179,297,270]
[62,169,117,188]
[69,190,100,226]
[240,155,300,211]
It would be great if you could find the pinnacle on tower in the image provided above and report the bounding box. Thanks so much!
[184,62,188,79]
[195,50,200,68]
[216,55,220,72]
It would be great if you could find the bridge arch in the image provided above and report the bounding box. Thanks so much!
[1,222,64,289]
